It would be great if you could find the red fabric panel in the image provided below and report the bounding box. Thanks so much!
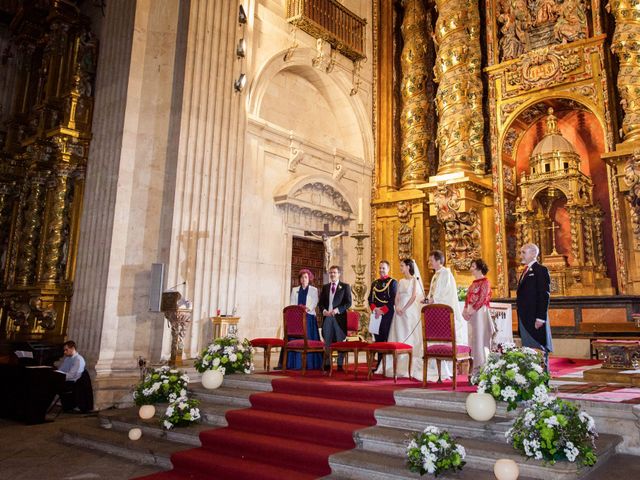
[287,339,324,348]
[365,342,412,350]
[426,344,471,355]
[423,305,453,340]
[251,338,285,347]
[330,341,370,349]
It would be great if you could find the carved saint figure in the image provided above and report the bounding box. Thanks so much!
[534,0,559,26]
[308,231,347,272]
[498,0,531,61]
[553,0,587,44]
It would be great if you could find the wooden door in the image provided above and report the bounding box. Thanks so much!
[290,237,324,291]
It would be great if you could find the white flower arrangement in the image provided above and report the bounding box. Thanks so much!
[133,366,189,406]
[195,335,254,374]
[471,343,550,411]
[406,426,466,476]
[162,395,201,430]
[506,397,597,466]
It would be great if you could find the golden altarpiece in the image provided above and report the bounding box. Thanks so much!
[372,0,640,308]
[0,1,96,343]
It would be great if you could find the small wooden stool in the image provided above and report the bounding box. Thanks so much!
[365,342,413,382]
[250,338,285,372]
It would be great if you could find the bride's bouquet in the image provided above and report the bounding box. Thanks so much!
[472,342,550,410]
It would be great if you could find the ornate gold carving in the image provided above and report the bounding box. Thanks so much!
[397,201,413,259]
[608,0,640,144]
[434,0,485,174]
[433,184,481,271]
[506,47,582,90]
[623,151,640,249]
[400,0,429,186]
[497,0,588,62]
[15,174,47,286]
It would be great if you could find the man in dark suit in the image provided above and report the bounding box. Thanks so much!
[368,260,397,367]
[516,243,553,370]
[318,265,352,371]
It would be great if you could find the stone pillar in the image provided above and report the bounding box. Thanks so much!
[433,0,485,174]
[165,0,247,357]
[399,0,429,187]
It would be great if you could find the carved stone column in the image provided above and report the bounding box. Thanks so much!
[609,0,640,144]
[399,0,429,187]
[40,164,73,284]
[433,0,485,174]
[15,174,48,286]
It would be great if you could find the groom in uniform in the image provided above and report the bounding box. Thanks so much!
[516,243,553,371]
[368,260,397,368]
[319,265,352,371]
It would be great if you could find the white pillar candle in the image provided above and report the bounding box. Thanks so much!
[358,198,363,224]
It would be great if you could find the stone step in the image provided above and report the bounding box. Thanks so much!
[375,405,513,441]
[187,372,277,392]
[355,425,621,480]
[189,386,256,406]
[326,448,537,480]
[61,422,190,469]
[393,389,519,418]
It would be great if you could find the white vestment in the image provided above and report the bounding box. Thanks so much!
[427,267,469,379]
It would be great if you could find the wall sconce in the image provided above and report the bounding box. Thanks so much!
[234,73,247,92]
[238,5,247,25]
[236,38,246,58]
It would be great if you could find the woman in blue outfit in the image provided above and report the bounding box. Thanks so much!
[287,268,322,369]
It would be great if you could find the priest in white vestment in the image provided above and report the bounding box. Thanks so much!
[426,250,469,380]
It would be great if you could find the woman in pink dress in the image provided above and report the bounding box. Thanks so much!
[462,259,494,373]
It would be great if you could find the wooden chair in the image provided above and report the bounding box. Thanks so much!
[250,338,285,372]
[282,305,325,374]
[422,303,472,390]
[365,342,413,383]
[329,310,368,378]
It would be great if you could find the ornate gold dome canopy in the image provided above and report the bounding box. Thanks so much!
[531,108,576,157]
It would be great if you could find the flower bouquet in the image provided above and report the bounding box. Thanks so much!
[133,366,189,406]
[162,396,201,430]
[472,343,550,411]
[457,286,468,302]
[194,335,254,374]
[506,393,597,466]
[406,426,466,476]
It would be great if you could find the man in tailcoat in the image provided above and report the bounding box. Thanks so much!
[318,265,352,371]
[516,243,553,370]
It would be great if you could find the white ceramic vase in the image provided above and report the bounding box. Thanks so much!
[201,368,224,389]
[465,392,497,421]
[138,404,156,420]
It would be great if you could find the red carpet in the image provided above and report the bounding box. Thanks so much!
[132,375,413,480]
[549,357,601,377]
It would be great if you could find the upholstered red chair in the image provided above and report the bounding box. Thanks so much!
[250,337,285,372]
[422,303,472,390]
[329,310,368,378]
[282,305,325,374]
[365,342,413,383]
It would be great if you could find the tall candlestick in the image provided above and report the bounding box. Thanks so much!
[358,197,363,224]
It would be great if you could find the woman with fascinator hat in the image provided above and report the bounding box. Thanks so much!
[286,268,322,369]
[377,258,425,380]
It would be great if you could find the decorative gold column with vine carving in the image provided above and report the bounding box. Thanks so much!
[433,0,485,174]
[609,0,640,145]
[40,164,72,284]
[15,174,47,286]
[400,0,429,187]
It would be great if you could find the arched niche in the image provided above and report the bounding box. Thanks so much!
[499,97,617,291]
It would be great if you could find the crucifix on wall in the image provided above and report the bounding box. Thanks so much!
[304,223,349,273]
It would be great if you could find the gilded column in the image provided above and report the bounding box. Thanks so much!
[583,214,595,267]
[40,164,72,284]
[15,173,47,286]
[433,0,485,174]
[609,0,640,144]
[399,0,429,187]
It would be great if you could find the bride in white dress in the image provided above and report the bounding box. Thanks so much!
[378,258,425,380]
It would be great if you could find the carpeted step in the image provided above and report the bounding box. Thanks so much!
[248,391,385,424]
[197,427,342,475]
[168,446,317,480]
[393,389,519,417]
[271,377,399,404]
[224,407,362,449]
